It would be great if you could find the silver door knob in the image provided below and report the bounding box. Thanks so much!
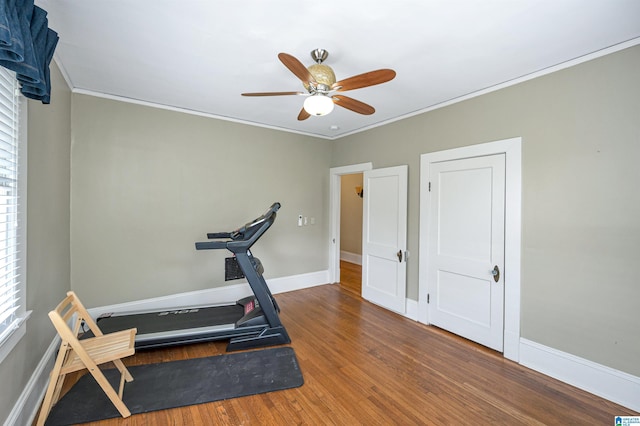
[491,265,500,282]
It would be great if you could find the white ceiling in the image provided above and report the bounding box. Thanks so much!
[37,0,640,139]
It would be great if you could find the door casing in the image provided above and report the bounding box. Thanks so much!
[419,137,522,362]
[329,163,373,284]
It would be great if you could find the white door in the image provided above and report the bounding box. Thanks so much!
[361,165,408,314]
[427,154,505,351]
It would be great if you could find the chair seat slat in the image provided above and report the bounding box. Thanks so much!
[60,328,136,374]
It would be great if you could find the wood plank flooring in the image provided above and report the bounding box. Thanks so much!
[339,260,361,295]
[43,265,637,425]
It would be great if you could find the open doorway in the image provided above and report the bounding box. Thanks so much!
[329,162,408,313]
[328,162,372,286]
[339,173,363,295]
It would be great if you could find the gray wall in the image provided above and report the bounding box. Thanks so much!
[70,95,332,307]
[332,45,640,377]
[0,63,71,422]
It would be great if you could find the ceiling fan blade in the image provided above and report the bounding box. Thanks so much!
[242,91,304,96]
[278,53,316,84]
[297,108,310,121]
[333,69,396,91]
[333,95,375,115]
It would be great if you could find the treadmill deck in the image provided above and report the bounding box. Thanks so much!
[96,304,245,336]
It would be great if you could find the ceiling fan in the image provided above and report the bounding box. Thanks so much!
[242,49,396,121]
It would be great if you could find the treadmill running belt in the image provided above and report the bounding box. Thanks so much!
[96,304,245,335]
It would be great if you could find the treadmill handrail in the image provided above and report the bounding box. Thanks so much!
[194,240,228,250]
[206,232,232,239]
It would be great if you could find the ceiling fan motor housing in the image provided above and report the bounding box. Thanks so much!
[304,64,336,92]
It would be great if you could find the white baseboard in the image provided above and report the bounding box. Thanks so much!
[267,269,330,294]
[340,251,362,265]
[4,337,59,426]
[519,338,640,412]
[87,270,330,317]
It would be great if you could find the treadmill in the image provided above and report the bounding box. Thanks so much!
[94,202,290,351]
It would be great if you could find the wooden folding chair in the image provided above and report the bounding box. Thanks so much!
[36,291,137,426]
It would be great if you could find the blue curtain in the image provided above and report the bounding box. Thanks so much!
[0,0,58,104]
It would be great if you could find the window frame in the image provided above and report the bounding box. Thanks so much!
[0,67,30,364]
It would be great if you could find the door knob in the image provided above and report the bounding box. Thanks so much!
[491,265,500,282]
[397,250,403,262]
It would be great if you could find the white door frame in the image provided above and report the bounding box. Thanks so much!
[419,137,522,361]
[329,162,373,284]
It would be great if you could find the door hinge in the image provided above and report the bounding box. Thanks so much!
[427,293,430,304]
[428,182,431,192]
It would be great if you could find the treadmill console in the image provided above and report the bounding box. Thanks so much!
[231,202,281,240]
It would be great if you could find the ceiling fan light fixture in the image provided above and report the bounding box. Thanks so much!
[303,94,334,116]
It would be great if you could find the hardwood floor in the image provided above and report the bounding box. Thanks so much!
[339,260,361,295]
[45,279,637,425]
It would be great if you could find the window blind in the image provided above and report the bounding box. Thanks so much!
[0,66,21,344]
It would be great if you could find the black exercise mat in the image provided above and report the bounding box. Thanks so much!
[45,346,303,425]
